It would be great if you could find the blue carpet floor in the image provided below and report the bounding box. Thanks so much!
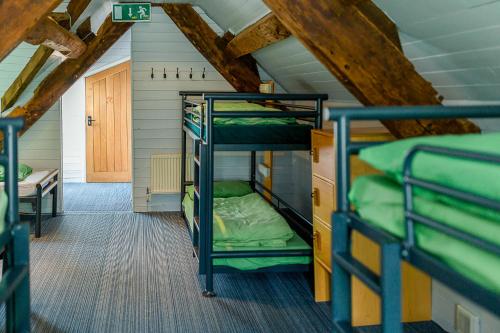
[63,183,132,212]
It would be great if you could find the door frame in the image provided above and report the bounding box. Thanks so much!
[85,61,132,182]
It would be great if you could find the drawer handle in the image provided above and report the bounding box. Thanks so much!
[313,231,321,250]
[311,147,319,163]
[312,188,320,206]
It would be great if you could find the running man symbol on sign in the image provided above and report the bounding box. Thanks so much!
[138,6,147,19]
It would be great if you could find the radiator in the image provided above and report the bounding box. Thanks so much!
[150,153,193,194]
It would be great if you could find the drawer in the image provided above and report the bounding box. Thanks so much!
[312,176,335,226]
[311,131,334,181]
[313,218,331,269]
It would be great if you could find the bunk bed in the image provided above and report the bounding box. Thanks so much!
[0,118,31,332]
[179,91,328,297]
[326,105,500,333]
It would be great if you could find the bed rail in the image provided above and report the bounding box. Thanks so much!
[0,118,31,333]
[326,105,500,333]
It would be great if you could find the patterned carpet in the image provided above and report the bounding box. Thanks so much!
[63,183,132,212]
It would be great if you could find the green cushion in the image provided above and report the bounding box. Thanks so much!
[359,132,500,221]
[0,163,33,182]
[350,175,500,293]
[0,191,7,234]
[186,181,252,200]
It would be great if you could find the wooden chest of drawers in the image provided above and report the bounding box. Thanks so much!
[311,129,432,326]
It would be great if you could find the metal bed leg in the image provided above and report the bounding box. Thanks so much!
[332,212,351,332]
[35,185,42,238]
[51,178,58,218]
[381,242,402,333]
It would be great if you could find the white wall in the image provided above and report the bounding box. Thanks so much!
[131,7,251,212]
[61,30,132,183]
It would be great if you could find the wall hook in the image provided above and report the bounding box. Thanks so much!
[202,67,206,79]
[176,67,180,79]
[151,68,154,79]
[189,68,193,79]
[163,68,167,79]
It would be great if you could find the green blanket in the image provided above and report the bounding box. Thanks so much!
[350,175,500,293]
[191,102,296,126]
[359,132,500,222]
[0,163,32,182]
[0,191,7,233]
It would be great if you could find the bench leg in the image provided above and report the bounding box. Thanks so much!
[35,185,42,238]
[52,183,58,217]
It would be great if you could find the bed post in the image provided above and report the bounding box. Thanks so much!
[331,115,352,331]
[35,185,42,238]
[316,98,323,129]
[203,97,216,298]
[181,94,187,211]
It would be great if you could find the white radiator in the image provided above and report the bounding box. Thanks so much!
[150,153,193,194]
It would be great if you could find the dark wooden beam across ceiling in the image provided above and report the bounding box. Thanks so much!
[25,16,87,59]
[226,13,291,58]
[0,0,61,62]
[1,0,91,112]
[5,16,133,138]
[264,0,479,137]
[162,4,261,92]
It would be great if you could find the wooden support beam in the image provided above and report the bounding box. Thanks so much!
[25,16,87,59]
[162,4,261,92]
[5,16,133,138]
[264,0,479,137]
[0,0,61,62]
[226,13,291,58]
[2,0,91,113]
[1,46,53,112]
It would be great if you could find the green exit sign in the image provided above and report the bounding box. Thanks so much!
[113,3,151,22]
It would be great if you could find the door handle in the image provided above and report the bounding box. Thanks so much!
[87,116,96,126]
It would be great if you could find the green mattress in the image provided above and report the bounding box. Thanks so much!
[350,174,500,293]
[182,190,311,270]
[0,191,7,233]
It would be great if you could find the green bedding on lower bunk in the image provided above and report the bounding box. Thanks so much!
[182,190,311,271]
[0,191,7,233]
[350,175,500,293]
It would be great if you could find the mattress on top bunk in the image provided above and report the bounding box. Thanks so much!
[184,113,312,145]
[182,188,311,270]
[358,132,500,222]
[0,170,54,197]
[350,174,500,294]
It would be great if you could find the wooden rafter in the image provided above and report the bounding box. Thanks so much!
[25,16,87,59]
[264,0,479,137]
[226,13,291,58]
[0,0,61,62]
[162,4,261,92]
[5,16,133,138]
[1,0,91,112]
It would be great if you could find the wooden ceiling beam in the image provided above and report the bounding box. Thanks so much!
[25,16,87,59]
[0,0,61,62]
[162,4,261,92]
[1,0,91,112]
[5,16,133,138]
[226,13,291,58]
[264,0,479,137]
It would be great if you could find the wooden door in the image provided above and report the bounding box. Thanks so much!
[85,61,131,182]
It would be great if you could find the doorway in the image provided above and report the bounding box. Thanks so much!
[85,61,132,183]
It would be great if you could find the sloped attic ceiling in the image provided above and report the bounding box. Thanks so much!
[140,0,500,105]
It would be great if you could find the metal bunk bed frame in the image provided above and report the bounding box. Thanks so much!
[179,91,328,297]
[0,118,31,332]
[326,105,500,333]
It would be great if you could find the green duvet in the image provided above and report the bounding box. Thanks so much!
[0,191,7,233]
[182,184,311,270]
[359,132,500,222]
[191,102,296,126]
[350,175,500,293]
